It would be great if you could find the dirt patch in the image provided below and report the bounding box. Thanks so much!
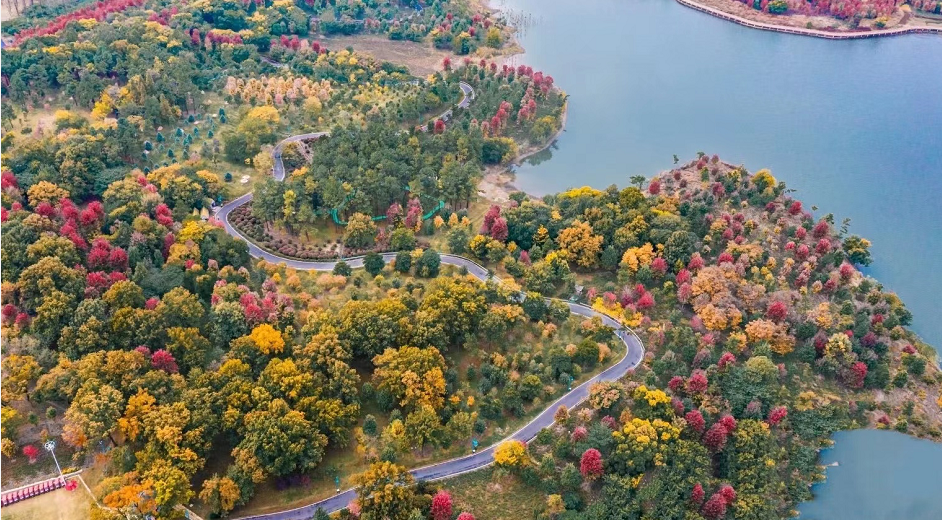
[321,34,453,77]
[478,167,520,203]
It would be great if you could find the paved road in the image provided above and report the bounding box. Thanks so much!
[220,81,645,520]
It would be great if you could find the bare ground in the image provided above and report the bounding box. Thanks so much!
[321,35,454,77]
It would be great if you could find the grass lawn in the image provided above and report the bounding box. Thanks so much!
[0,488,92,520]
[441,467,546,520]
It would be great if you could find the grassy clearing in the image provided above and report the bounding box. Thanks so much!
[0,488,92,520]
[322,34,452,77]
[441,467,546,520]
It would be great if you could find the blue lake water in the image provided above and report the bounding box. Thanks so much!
[494,0,942,517]
[799,430,942,519]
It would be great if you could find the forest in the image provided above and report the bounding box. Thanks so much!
[2,0,939,520]
[434,156,942,519]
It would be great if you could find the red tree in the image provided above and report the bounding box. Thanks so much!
[483,205,501,232]
[651,257,668,276]
[637,292,655,310]
[685,409,706,434]
[719,415,737,433]
[717,352,736,370]
[571,426,588,443]
[431,490,453,520]
[433,119,446,134]
[668,375,685,393]
[23,444,40,463]
[767,406,788,426]
[490,217,508,242]
[718,484,737,505]
[766,301,788,322]
[812,220,830,238]
[648,180,661,195]
[788,201,802,215]
[151,350,179,373]
[703,422,728,452]
[848,362,867,389]
[580,448,604,480]
[686,371,708,394]
[457,513,476,520]
[519,250,531,266]
[702,493,727,519]
[839,262,855,281]
[691,483,705,505]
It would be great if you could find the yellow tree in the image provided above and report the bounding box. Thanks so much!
[352,461,417,520]
[199,475,241,517]
[373,346,447,410]
[557,221,602,268]
[26,181,70,206]
[494,439,528,468]
[0,355,41,403]
[249,324,285,355]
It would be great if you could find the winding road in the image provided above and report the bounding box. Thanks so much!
[219,82,645,520]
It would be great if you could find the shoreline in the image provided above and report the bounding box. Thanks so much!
[675,0,942,39]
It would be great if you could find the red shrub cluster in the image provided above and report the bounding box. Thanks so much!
[12,0,146,46]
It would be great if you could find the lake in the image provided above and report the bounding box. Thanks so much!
[799,430,942,519]
[494,0,942,517]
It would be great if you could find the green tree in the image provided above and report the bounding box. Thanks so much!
[415,248,441,277]
[363,252,386,276]
[238,399,328,477]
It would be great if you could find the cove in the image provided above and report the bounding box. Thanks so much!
[495,0,942,353]
[493,0,942,516]
[797,429,942,519]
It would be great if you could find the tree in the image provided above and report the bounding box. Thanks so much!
[1,355,41,403]
[395,251,412,273]
[546,494,565,518]
[63,384,125,449]
[364,252,385,276]
[238,399,328,477]
[199,475,241,517]
[373,346,447,410]
[415,248,441,278]
[702,493,727,519]
[390,228,417,251]
[703,422,728,452]
[557,221,602,268]
[431,490,453,520]
[345,213,378,249]
[166,327,211,372]
[417,277,487,348]
[337,298,409,358]
[493,440,527,468]
[249,324,285,355]
[580,448,604,480]
[352,462,417,520]
[404,403,442,450]
[333,260,352,276]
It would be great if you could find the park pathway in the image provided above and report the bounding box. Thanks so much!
[217,81,645,520]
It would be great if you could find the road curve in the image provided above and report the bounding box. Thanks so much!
[220,82,645,520]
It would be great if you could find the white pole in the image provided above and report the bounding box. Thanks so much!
[43,440,62,477]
